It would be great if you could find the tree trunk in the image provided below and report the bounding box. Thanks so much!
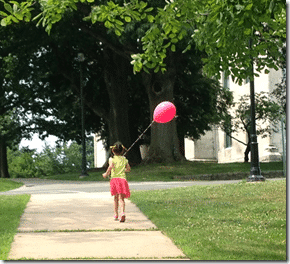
[104,49,141,165]
[178,134,185,157]
[141,55,184,163]
[244,142,251,163]
[244,129,252,162]
[0,134,10,178]
[244,130,251,162]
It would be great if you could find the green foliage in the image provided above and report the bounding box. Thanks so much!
[7,148,37,178]
[1,0,286,82]
[126,0,285,79]
[33,0,83,33]
[32,0,151,35]
[131,0,285,79]
[0,19,56,151]
[130,179,286,260]
[0,109,19,137]
[0,0,32,26]
[87,1,145,36]
[7,138,95,178]
[130,2,189,73]
[191,0,286,83]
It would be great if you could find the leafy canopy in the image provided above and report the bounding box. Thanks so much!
[191,0,286,83]
[1,0,285,81]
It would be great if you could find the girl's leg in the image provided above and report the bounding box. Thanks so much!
[114,194,119,218]
[119,194,126,222]
[120,194,126,214]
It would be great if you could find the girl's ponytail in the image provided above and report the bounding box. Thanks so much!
[110,141,127,155]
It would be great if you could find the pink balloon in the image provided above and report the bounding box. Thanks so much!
[153,101,176,123]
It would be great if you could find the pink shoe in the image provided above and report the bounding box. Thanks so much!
[114,215,118,221]
[120,213,125,223]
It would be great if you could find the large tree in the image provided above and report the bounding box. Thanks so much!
[0,0,234,164]
[0,1,187,163]
[0,22,46,178]
[0,109,24,178]
[0,10,103,177]
[1,2,145,165]
[0,0,145,165]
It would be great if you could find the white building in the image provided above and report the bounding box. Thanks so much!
[94,135,108,168]
[185,68,284,163]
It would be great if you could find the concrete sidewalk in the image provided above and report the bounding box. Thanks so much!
[8,192,187,260]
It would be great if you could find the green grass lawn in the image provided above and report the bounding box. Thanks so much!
[130,179,286,260]
[0,179,30,260]
[0,179,24,192]
[0,194,30,260]
[36,161,283,182]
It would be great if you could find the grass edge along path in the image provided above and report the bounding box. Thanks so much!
[130,179,286,260]
[0,179,23,192]
[32,161,283,182]
[0,193,30,260]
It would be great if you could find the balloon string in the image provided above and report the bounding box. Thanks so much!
[124,120,155,156]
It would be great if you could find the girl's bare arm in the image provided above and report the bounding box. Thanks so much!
[125,163,131,173]
[102,160,114,178]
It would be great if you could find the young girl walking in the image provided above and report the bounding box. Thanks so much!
[102,142,131,222]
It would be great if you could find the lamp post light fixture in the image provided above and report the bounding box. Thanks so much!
[78,53,89,178]
[247,38,265,182]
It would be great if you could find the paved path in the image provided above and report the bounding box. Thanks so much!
[3,178,244,195]
[7,192,187,260]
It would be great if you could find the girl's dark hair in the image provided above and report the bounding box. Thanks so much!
[111,141,126,155]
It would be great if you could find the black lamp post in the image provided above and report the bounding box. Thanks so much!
[247,38,265,182]
[78,53,88,178]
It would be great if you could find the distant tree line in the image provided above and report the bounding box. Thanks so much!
[7,137,94,178]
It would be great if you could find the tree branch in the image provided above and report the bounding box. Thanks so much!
[79,25,136,61]
[225,132,247,146]
[50,42,109,123]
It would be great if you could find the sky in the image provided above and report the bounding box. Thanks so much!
[19,134,59,153]
[19,133,95,153]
